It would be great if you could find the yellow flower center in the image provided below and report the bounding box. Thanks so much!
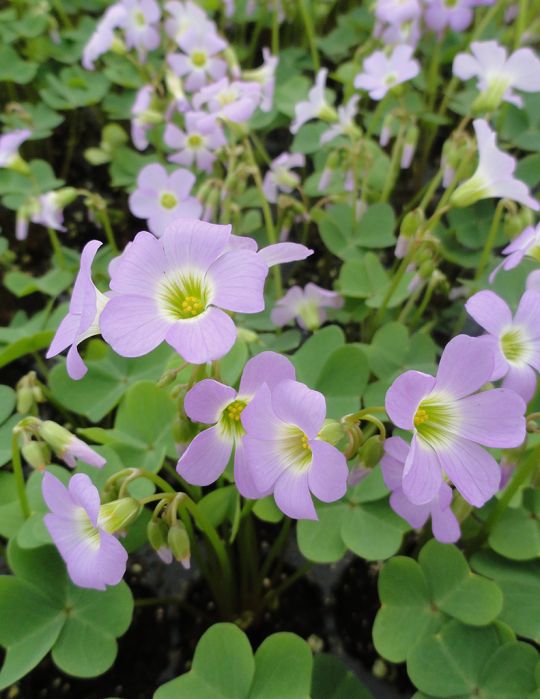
[280,426,312,470]
[412,395,460,447]
[187,133,203,149]
[191,50,207,68]
[501,327,529,364]
[158,275,210,321]
[160,192,178,209]
[134,10,146,26]
[413,408,429,427]
[220,399,248,439]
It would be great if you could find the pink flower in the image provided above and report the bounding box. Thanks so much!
[385,334,526,507]
[376,0,421,24]
[31,192,66,232]
[167,31,227,91]
[490,224,540,281]
[164,112,226,172]
[242,48,278,112]
[241,379,348,519]
[82,4,127,70]
[0,129,31,168]
[466,289,540,403]
[320,95,360,145]
[177,352,296,497]
[193,78,262,125]
[43,472,127,590]
[381,436,460,543]
[46,241,107,380]
[121,0,161,62]
[164,0,214,44]
[128,163,202,237]
[131,85,158,151]
[355,45,419,101]
[271,283,343,331]
[262,152,305,203]
[424,0,474,33]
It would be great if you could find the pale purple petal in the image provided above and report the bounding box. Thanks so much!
[465,290,512,334]
[208,249,267,313]
[42,472,74,515]
[390,489,430,528]
[402,435,443,505]
[514,290,540,337]
[69,473,100,525]
[234,441,266,499]
[438,437,500,507]
[274,468,317,520]
[109,230,166,297]
[243,434,286,493]
[184,379,237,424]
[239,351,296,395]
[161,219,231,270]
[271,380,326,438]
[308,439,348,502]
[457,388,527,447]
[502,364,538,404]
[381,436,409,490]
[434,334,494,399]
[100,295,170,357]
[165,307,236,363]
[241,383,284,439]
[385,371,436,430]
[257,243,313,267]
[176,426,232,485]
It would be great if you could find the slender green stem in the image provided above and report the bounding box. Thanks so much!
[410,277,436,325]
[426,38,442,112]
[419,170,443,211]
[98,208,119,253]
[298,0,320,72]
[398,280,426,324]
[475,200,505,282]
[12,432,30,519]
[514,0,528,49]
[47,227,66,269]
[374,245,415,324]
[162,462,201,501]
[380,125,406,202]
[182,497,232,583]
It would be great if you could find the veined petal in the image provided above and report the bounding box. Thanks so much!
[47,313,81,359]
[274,468,316,520]
[465,290,512,335]
[208,249,267,313]
[109,230,166,297]
[69,473,100,526]
[502,365,538,405]
[457,388,526,447]
[162,219,231,270]
[402,435,443,505]
[42,472,74,515]
[239,351,296,395]
[385,371,436,430]
[234,441,267,499]
[308,439,348,503]
[436,437,500,507]
[430,496,460,544]
[243,434,286,493]
[515,290,540,339]
[381,436,409,490]
[271,379,326,439]
[434,334,494,399]
[390,489,430,529]
[257,242,313,267]
[100,295,170,357]
[176,426,232,485]
[97,530,128,587]
[184,379,237,424]
[241,383,284,439]
[66,343,88,381]
[165,307,236,363]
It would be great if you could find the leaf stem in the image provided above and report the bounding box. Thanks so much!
[12,431,31,519]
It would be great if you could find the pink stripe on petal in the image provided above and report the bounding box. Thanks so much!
[402,436,442,505]
[101,295,169,357]
[274,468,316,520]
[165,307,236,364]
[184,379,237,424]
[465,290,512,335]
[176,426,232,485]
[434,335,494,399]
[308,439,348,503]
[271,380,326,438]
[385,371,435,430]
[436,438,500,507]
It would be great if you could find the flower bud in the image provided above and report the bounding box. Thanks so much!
[318,419,345,446]
[21,440,50,470]
[504,207,534,240]
[167,521,191,569]
[147,517,169,552]
[38,420,73,454]
[98,498,142,533]
[380,113,394,147]
[358,435,384,469]
[157,368,180,388]
[400,125,419,170]
[400,208,425,238]
[53,187,78,208]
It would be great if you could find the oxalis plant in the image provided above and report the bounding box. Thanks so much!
[1,0,540,697]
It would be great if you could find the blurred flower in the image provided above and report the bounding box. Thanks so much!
[381,436,460,543]
[241,379,348,519]
[490,224,540,281]
[376,0,421,24]
[271,283,343,331]
[164,0,214,43]
[82,4,127,70]
[164,112,226,172]
[378,18,421,47]
[121,0,161,62]
[320,95,360,144]
[527,269,540,292]
[128,163,202,236]
[466,289,540,403]
[291,68,337,134]
[453,40,540,111]
[193,77,262,125]
[0,129,31,169]
[43,472,127,590]
[242,47,278,112]
[46,240,107,380]
[167,31,228,91]
[100,220,268,364]
[177,352,296,496]
[450,119,539,210]
[424,0,474,33]
[262,152,305,203]
[385,334,526,507]
[131,85,161,151]
[354,45,419,100]
[30,190,75,232]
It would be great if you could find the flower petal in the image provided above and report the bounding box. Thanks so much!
[465,290,512,335]
[165,307,236,364]
[437,437,500,507]
[184,379,237,424]
[239,351,296,395]
[109,230,166,297]
[390,489,430,529]
[257,242,313,267]
[243,434,286,493]
[385,371,436,430]
[271,379,326,438]
[234,441,267,499]
[515,290,540,339]
[161,219,231,271]
[208,249,267,313]
[100,295,170,357]
[402,435,443,505]
[274,468,317,520]
[457,387,526,447]
[502,365,538,405]
[69,473,100,525]
[241,384,284,439]
[42,472,74,515]
[176,426,232,486]
[381,436,409,490]
[308,439,348,503]
[434,334,494,399]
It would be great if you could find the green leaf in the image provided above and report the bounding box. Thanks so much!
[154,623,255,699]
[49,341,172,422]
[4,268,73,298]
[471,551,540,643]
[479,642,539,698]
[488,502,540,561]
[297,504,349,563]
[311,654,373,699]
[341,499,408,561]
[0,385,16,424]
[373,557,442,663]
[198,486,239,528]
[0,45,37,84]
[292,325,345,387]
[316,345,369,398]
[419,541,503,626]
[249,633,312,699]
[253,496,283,524]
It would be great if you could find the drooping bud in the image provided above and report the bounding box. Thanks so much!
[400,208,425,238]
[98,498,142,533]
[38,420,106,469]
[400,125,419,170]
[147,517,169,552]
[504,207,534,240]
[16,371,43,415]
[21,440,50,470]
[167,521,191,569]
[379,113,394,147]
[358,435,384,469]
[318,419,345,446]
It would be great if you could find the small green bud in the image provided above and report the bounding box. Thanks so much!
[16,386,35,415]
[157,368,180,388]
[98,498,142,533]
[358,435,384,469]
[318,419,345,446]
[237,327,258,343]
[21,441,50,470]
[53,187,78,208]
[147,518,169,552]
[419,260,435,279]
[400,208,425,238]
[168,521,191,568]
[38,420,73,454]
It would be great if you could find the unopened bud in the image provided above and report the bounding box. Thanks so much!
[504,208,534,240]
[168,521,191,569]
[157,368,180,388]
[98,498,142,533]
[400,125,419,170]
[173,416,198,445]
[53,187,78,208]
[147,518,169,552]
[38,420,72,454]
[358,435,384,469]
[318,419,345,446]
[400,208,425,238]
[380,113,394,147]
[21,441,50,470]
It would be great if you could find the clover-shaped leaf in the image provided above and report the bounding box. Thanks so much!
[488,489,540,561]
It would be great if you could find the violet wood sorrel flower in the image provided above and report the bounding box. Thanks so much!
[262,152,305,204]
[242,47,278,112]
[424,0,474,33]
[381,436,460,543]
[128,163,202,237]
[193,77,262,126]
[385,334,526,507]
[167,31,228,92]
[290,69,337,134]
[466,289,540,403]
[177,352,296,496]
[453,40,540,111]
[39,420,106,469]
[164,0,214,44]
[0,128,31,170]
[47,240,108,380]
[164,112,226,172]
[241,380,348,519]
[489,223,540,281]
[271,283,343,331]
[450,119,540,210]
[42,472,127,590]
[82,4,128,70]
[354,45,419,101]
[121,0,161,62]
[100,220,269,364]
